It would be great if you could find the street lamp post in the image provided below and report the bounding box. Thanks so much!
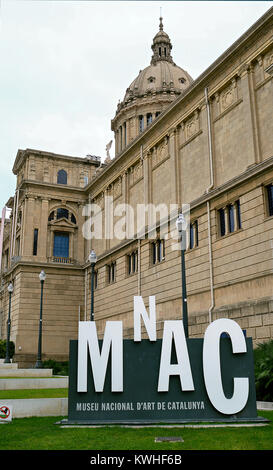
[4,282,13,363]
[35,270,46,368]
[176,213,189,338]
[89,250,97,321]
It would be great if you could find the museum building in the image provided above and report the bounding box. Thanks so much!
[0,9,273,366]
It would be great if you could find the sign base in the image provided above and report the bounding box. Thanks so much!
[67,337,261,425]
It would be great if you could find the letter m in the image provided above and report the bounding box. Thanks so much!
[77,321,123,393]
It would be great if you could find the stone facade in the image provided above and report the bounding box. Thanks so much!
[0,10,273,366]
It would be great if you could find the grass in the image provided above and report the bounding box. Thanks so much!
[0,411,272,450]
[0,388,68,399]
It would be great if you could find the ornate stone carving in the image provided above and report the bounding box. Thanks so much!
[152,136,169,168]
[129,161,143,186]
[113,177,122,199]
[220,78,238,113]
[185,110,199,140]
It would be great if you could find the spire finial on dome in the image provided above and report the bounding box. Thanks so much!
[151,13,174,65]
[159,10,163,31]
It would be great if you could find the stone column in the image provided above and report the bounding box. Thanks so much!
[21,195,35,258]
[143,149,152,207]
[224,206,229,235]
[38,198,49,261]
[239,63,261,166]
[77,201,85,264]
[168,128,178,207]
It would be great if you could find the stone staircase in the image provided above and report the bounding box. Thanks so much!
[0,359,68,418]
[0,359,53,377]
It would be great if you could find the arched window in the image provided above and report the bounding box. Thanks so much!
[48,208,77,224]
[57,208,69,220]
[57,169,67,185]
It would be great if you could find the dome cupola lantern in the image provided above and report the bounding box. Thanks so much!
[151,17,174,65]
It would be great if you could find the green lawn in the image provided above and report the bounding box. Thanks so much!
[0,388,68,399]
[0,411,272,450]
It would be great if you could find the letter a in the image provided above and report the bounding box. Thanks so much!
[157,320,194,392]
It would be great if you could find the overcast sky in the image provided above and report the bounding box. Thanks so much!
[0,0,272,210]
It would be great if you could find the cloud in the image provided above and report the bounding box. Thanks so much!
[0,0,272,210]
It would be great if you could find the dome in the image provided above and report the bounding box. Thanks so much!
[122,61,193,105]
[117,16,193,113]
[111,17,193,156]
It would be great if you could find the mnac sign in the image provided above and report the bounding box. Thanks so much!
[65,296,264,424]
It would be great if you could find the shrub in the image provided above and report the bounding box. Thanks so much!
[0,339,15,359]
[42,359,69,376]
[254,340,273,401]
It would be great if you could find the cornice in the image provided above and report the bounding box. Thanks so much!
[12,148,101,175]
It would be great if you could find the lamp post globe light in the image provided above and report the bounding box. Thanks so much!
[176,213,189,338]
[89,250,97,321]
[35,270,46,368]
[4,282,13,363]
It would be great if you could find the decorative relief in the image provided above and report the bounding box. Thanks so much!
[152,136,169,169]
[29,158,36,180]
[93,192,104,209]
[113,177,122,199]
[264,48,273,69]
[179,110,201,148]
[220,78,238,113]
[129,161,143,186]
[43,166,50,182]
[185,110,199,140]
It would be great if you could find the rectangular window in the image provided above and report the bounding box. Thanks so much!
[267,184,273,217]
[235,200,242,229]
[228,204,235,233]
[195,220,199,247]
[107,262,116,284]
[53,232,69,258]
[190,223,194,249]
[124,122,127,147]
[147,113,152,126]
[139,115,144,133]
[219,200,242,237]
[120,126,123,151]
[219,208,226,237]
[189,221,199,249]
[128,251,138,275]
[4,248,9,269]
[33,229,38,256]
[151,240,165,264]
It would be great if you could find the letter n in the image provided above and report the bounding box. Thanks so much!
[134,296,156,342]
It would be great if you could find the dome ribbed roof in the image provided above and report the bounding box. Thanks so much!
[117,17,193,113]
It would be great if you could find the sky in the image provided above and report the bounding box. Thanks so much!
[0,0,272,210]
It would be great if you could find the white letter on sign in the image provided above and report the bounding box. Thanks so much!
[134,296,156,342]
[157,320,194,392]
[203,318,249,414]
[77,321,123,393]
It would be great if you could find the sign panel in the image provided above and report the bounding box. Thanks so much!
[65,297,263,424]
[0,404,12,423]
[67,331,258,424]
